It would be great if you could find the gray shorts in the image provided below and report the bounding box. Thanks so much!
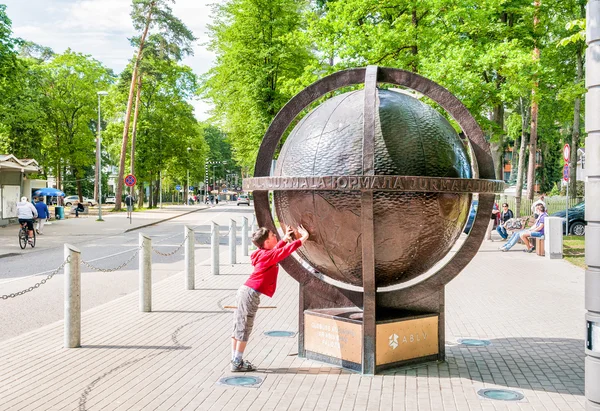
[127,205,133,212]
[232,285,261,341]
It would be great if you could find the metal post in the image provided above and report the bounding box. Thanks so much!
[229,219,237,264]
[242,216,249,256]
[159,171,162,209]
[64,244,81,348]
[566,182,569,236]
[185,225,195,290]
[211,221,220,275]
[139,233,152,312]
[585,2,600,408]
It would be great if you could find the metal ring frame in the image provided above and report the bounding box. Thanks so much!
[249,66,498,300]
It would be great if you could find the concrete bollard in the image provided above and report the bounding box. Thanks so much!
[64,244,81,348]
[229,219,237,265]
[185,226,195,290]
[545,216,563,260]
[212,221,220,275]
[251,220,258,250]
[242,217,249,256]
[139,233,152,312]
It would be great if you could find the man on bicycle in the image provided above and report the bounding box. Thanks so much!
[17,196,38,244]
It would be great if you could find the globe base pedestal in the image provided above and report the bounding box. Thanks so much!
[302,307,442,373]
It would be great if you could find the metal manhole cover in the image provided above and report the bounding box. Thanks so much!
[478,389,524,401]
[218,376,263,388]
[264,330,296,338]
[458,338,491,347]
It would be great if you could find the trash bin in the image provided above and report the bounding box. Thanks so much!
[55,206,64,220]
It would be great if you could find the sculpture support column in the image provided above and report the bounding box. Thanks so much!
[586,2,600,408]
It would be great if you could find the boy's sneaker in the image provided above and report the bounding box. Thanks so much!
[230,359,256,372]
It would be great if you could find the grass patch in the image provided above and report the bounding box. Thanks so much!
[563,235,586,269]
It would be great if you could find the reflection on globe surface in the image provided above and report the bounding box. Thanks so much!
[273,89,473,288]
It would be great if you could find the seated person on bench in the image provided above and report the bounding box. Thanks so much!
[74,202,85,217]
[520,204,547,253]
[499,204,546,253]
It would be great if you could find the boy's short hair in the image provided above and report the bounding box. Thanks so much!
[537,204,546,212]
[252,227,271,248]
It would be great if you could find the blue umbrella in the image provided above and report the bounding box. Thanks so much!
[34,187,65,197]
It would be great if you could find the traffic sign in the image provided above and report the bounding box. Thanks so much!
[563,144,570,163]
[563,164,570,182]
[124,174,137,187]
[175,185,181,191]
[189,186,194,190]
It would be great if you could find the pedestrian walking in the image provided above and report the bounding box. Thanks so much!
[34,197,49,234]
[125,194,134,219]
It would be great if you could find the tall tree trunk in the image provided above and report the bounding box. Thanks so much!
[115,6,154,211]
[149,178,154,209]
[411,10,418,73]
[570,45,583,196]
[130,74,143,176]
[526,0,541,201]
[509,134,520,182]
[137,184,144,208]
[489,104,505,180]
[515,98,530,218]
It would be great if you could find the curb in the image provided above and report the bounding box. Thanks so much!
[123,207,205,233]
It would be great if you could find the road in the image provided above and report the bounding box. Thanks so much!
[0,205,256,342]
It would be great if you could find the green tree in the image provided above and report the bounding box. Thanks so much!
[115,0,196,210]
[202,0,315,173]
[38,50,113,199]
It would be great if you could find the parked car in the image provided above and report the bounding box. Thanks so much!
[105,196,116,204]
[551,201,586,236]
[463,200,479,234]
[237,195,251,206]
[64,195,96,207]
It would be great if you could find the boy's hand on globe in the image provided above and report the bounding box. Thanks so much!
[297,225,309,243]
[283,226,294,242]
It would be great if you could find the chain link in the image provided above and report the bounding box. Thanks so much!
[81,246,142,272]
[1,256,71,300]
[152,235,188,257]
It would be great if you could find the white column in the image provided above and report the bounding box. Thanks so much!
[211,221,220,275]
[139,233,152,312]
[544,217,563,260]
[185,225,195,290]
[229,219,237,264]
[242,216,249,256]
[64,244,81,348]
[585,1,600,408]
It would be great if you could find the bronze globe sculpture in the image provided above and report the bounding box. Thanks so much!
[244,66,503,373]
[273,88,472,288]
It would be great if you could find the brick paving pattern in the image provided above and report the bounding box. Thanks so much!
[0,235,586,410]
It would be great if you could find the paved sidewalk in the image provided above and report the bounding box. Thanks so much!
[0,205,207,256]
[0,233,586,410]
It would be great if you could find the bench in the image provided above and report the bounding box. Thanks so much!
[535,236,545,257]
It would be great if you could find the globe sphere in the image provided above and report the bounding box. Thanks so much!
[273,89,473,288]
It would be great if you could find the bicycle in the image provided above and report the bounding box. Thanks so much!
[18,220,36,249]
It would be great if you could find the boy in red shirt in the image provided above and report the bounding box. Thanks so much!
[230,224,309,372]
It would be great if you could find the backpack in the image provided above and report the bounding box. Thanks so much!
[504,218,523,230]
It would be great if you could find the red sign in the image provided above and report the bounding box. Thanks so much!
[563,144,570,163]
[124,174,137,187]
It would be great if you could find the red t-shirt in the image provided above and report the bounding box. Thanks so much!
[244,239,302,297]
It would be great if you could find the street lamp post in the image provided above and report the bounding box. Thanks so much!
[187,147,191,205]
[96,91,108,222]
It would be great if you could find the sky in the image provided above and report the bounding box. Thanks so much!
[2,0,216,120]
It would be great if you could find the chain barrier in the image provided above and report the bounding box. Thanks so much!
[152,235,188,257]
[1,256,71,300]
[81,246,142,272]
